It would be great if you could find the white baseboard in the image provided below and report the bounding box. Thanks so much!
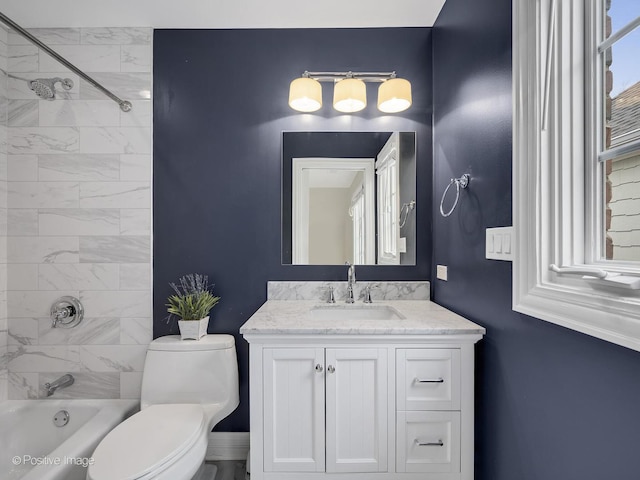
[206,432,250,461]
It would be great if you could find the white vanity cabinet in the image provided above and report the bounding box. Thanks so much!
[240,290,484,480]
[246,335,480,480]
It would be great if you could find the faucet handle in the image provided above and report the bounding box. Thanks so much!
[345,261,356,284]
[327,286,335,304]
[363,285,373,303]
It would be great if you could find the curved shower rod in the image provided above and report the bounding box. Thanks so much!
[0,11,132,112]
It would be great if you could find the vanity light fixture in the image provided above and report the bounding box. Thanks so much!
[288,76,322,112]
[333,76,367,113]
[288,71,412,114]
[378,77,412,113]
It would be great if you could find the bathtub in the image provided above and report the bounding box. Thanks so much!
[0,399,139,480]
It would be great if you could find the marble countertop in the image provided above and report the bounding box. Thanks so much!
[239,299,486,336]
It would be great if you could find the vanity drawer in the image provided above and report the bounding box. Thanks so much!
[396,411,461,473]
[397,349,461,410]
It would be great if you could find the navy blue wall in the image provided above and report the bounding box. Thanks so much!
[153,28,433,431]
[432,1,640,479]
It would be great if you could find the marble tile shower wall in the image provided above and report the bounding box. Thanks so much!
[4,27,152,400]
[0,26,8,402]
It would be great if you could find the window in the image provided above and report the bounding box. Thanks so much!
[376,135,400,265]
[513,0,640,351]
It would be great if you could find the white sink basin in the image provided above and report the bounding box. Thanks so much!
[310,305,404,321]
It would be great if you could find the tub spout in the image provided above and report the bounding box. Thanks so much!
[44,374,74,397]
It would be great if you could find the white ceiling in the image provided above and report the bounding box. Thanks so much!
[0,0,446,29]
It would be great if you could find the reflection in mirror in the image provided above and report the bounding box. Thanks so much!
[282,132,416,265]
[293,158,376,264]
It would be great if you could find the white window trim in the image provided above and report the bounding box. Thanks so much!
[376,135,400,265]
[513,0,640,352]
[351,186,366,265]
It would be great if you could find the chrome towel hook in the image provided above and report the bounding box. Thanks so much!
[439,174,470,217]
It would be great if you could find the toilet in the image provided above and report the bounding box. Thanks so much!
[87,335,239,480]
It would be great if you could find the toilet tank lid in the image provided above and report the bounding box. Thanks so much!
[149,334,235,351]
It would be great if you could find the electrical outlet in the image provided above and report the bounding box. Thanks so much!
[436,265,448,281]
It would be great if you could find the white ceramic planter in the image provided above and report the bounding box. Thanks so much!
[178,316,209,340]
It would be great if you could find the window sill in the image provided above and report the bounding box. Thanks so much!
[514,278,640,352]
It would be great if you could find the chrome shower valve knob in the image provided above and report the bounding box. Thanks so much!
[50,296,84,328]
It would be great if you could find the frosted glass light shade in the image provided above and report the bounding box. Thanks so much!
[333,78,367,113]
[377,78,412,113]
[289,77,322,112]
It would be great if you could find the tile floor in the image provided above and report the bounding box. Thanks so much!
[194,461,247,480]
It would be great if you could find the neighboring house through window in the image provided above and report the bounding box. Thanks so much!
[607,81,640,260]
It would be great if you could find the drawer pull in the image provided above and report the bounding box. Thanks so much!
[415,377,444,383]
[416,439,444,447]
[315,364,323,373]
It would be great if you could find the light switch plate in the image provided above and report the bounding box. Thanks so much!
[399,237,407,253]
[436,264,448,281]
[486,227,514,261]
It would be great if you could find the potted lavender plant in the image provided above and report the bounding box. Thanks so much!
[166,273,220,340]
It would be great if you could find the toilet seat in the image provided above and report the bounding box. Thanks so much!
[87,404,206,480]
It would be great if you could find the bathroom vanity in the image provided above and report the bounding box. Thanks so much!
[240,282,484,480]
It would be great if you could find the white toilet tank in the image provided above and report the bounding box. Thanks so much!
[140,335,239,414]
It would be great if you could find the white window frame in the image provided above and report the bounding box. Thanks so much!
[350,186,366,265]
[513,0,640,352]
[376,136,400,265]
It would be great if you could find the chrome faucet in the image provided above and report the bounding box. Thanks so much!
[44,374,74,397]
[346,262,356,303]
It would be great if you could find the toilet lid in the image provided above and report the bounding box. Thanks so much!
[88,404,205,480]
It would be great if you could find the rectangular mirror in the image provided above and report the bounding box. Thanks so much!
[282,131,416,265]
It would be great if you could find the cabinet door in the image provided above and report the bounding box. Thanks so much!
[325,348,388,473]
[263,348,325,472]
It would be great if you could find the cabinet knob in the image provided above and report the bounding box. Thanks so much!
[327,365,335,373]
[315,364,323,373]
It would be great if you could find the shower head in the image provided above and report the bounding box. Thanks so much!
[28,77,74,100]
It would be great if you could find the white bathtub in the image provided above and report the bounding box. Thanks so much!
[0,399,139,480]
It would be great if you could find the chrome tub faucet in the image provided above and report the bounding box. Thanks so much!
[44,374,74,397]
